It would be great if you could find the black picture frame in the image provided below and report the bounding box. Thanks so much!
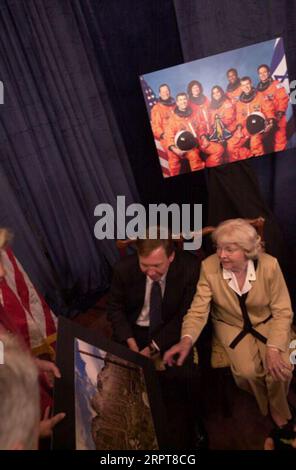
[52,317,169,450]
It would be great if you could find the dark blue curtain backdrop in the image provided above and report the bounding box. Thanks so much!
[80,0,209,211]
[0,0,295,314]
[0,0,138,315]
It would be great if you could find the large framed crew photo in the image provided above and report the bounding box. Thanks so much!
[140,37,295,178]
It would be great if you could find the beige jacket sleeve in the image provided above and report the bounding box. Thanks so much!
[181,262,212,344]
[267,258,293,351]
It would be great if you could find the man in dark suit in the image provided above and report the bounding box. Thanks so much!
[107,229,207,449]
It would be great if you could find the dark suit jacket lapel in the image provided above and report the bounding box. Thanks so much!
[130,259,146,317]
[162,256,179,318]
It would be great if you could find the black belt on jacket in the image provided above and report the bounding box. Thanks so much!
[229,291,272,349]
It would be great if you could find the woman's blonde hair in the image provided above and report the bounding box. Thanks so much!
[212,218,262,259]
[0,228,13,250]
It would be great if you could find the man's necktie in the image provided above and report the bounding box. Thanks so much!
[149,281,163,339]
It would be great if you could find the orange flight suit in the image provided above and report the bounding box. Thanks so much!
[227,127,251,162]
[165,108,205,176]
[236,90,275,156]
[189,96,211,134]
[209,98,237,133]
[151,101,175,152]
[226,84,242,105]
[257,80,289,151]
[199,138,224,167]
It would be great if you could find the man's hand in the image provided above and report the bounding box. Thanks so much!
[276,111,285,120]
[163,337,192,367]
[264,118,274,133]
[127,337,139,353]
[170,145,186,157]
[35,358,61,388]
[140,346,151,358]
[39,406,66,439]
[234,124,244,139]
[199,135,210,149]
[266,347,293,381]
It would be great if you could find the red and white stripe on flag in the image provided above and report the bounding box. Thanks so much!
[139,77,171,178]
[155,138,170,178]
[0,248,57,359]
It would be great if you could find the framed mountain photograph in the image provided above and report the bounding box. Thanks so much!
[52,317,168,450]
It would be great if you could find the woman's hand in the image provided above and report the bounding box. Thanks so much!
[265,347,293,381]
[139,346,151,358]
[163,337,192,367]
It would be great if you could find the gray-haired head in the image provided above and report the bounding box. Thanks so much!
[212,218,262,259]
[0,333,40,450]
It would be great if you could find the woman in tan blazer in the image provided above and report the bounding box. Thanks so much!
[164,219,294,428]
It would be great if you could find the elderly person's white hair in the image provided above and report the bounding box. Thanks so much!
[0,333,40,450]
[0,228,12,250]
[212,218,262,259]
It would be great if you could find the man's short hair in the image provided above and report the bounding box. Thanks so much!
[0,333,40,449]
[240,76,252,84]
[226,68,238,77]
[159,83,170,92]
[257,64,270,73]
[176,92,187,101]
[135,227,175,258]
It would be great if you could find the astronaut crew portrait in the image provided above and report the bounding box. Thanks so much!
[142,37,295,178]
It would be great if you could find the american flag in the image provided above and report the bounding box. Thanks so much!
[0,247,57,359]
[140,76,170,177]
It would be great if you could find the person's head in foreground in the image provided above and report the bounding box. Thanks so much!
[0,332,40,450]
